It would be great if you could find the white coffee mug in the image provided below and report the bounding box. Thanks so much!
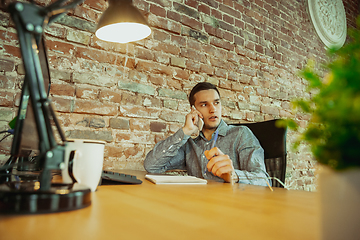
[62,139,106,192]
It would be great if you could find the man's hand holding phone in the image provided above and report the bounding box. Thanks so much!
[182,106,203,136]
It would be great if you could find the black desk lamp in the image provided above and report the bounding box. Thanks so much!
[0,0,151,214]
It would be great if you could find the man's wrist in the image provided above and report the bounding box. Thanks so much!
[182,127,192,136]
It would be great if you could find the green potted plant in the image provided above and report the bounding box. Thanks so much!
[286,18,360,240]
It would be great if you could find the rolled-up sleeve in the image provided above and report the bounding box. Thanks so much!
[234,127,271,187]
[144,128,191,173]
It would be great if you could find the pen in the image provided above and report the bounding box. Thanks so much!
[210,129,219,149]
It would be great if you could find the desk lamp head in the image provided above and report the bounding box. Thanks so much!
[96,0,151,43]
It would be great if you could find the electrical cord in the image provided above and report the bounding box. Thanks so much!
[0,129,14,143]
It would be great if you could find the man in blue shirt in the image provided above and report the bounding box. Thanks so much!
[144,82,270,186]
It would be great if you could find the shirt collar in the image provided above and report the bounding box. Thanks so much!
[217,119,228,136]
[197,119,228,141]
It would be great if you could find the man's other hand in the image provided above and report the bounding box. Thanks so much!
[204,147,234,183]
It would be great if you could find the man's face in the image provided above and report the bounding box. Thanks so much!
[193,89,222,130]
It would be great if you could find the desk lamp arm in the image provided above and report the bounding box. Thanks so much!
[8,0,84,190]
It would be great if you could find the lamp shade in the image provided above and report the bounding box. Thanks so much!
[95,0,151,43]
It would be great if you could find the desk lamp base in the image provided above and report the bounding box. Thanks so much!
[0,181,91,214]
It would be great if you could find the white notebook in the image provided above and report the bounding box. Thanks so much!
[145,174,207,184]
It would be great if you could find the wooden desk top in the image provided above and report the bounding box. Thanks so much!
[0,170,319,240]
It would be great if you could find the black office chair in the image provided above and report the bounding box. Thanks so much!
[231,119,287,188]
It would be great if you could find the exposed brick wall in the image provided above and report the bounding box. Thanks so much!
[0,0,358,190]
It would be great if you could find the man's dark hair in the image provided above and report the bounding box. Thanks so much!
[189,82,220,106]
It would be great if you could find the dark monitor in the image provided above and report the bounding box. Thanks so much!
[10,35,51,167]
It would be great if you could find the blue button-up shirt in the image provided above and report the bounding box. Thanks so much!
[144,120,270,186]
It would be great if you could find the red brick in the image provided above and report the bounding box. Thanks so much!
[150,4,166,17]
[0,75,15,89]
[0,59,15,72]
[202,44,216,57]
[151,42,180,55]
[215,68,227,78]
[149,74,165,86]
[187,38,202,50]
[222,0,234,8]
[143,95,162,108]
[245,112,255,122]
[245,41,255,50]
[74,99,118,115]
[84,0,107,11]
[209,57,228,70]
[219,80,231,90]
[51,97,73,113]
[210,37,234,51]
[220,3,241,18]
[2,44,21,58]
[260,105,280,116]
[255,44,264,54]
[167,10,182,22]
[115,131,153,144]
[171,35,187,47]
[135,46,154,60]
[234,35,245,46]
[180,48,206,63]
[239,75,251,84]
[159,109,185,123]
[198,4,210,14]
[148,15,181,34]
[75,87,99,99]
[45,24,66,38]
[174,67,190,80]
[153,51,170,65]
[153,29,170,42]
[0,91,14,107]
[89,36,116,51]
[280,109,293,118]
[0,29,17,42]
[47,39,75,56]
[76,47,117,64]
[114,132,131,142]
[231,82,244,91]
[185,0,198,8]
[181,15,202,30]
[50,83,75,97]
[136,60,174,76]
[200,63,215,75]
[120,105,161,119]
[228,71,239,81]
[254,0,264,7]
[223,31,234,42]
[223,14,235,25]
[211,8,222,19]
[105,144,145,158]
[204,24,218,37]
[112,43,127,54]
[99,90,121,103]
[130,119,150,131]
[125,58,136,69]
[154,134,167,143]
[167,79,182,90]
[74,5,99,22]
[186,59,200,72]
